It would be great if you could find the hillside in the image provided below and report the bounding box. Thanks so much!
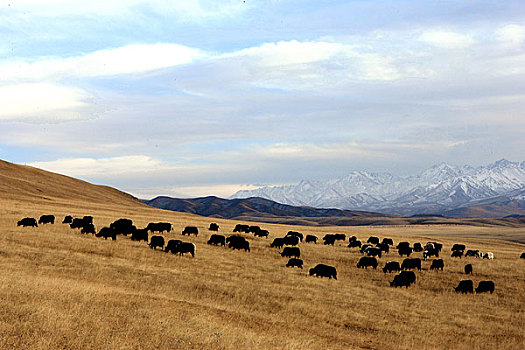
[0,159,145,210]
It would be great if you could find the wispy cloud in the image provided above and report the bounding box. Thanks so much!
[0,43,204,82]
[3,0,249,21]
[29,156,170,177]
[419,31,474,49]
[0,83,89,121]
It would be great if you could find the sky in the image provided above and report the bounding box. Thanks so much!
[1,0,524,198]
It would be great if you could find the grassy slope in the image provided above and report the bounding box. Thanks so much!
[0,160,524,349]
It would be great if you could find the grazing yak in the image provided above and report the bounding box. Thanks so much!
[349,235,357,243]
[96,227,116,240]
[81,223,96,235]
[333,234,346,242]
[427,242,443,252]
[309,264,337,280]
[382,261,401,273]
[146,222,172,234]
[109,218,135,236]
[207,234,226,246]
[208,223,219,231]
[281,247,300,258]
[17,217,38,227]
[430,259,444,271]
[367,236,380,245]
[397,242,410,250]
[357,256,378,269]
[423,248,439,260]
[322,234,336,245]
[401,258,421,271]
[451,244,466,252]
[248,226,261,234]
[305,234,318,244]
[129,227,147,241]
[360,244,373,254]
[398,246,413,257]
[466,250,482,258]
[347,240,362,248]
[270,238,284,249]
[455,280,474,294]
[165,239,182,253]
[38,215,55,224]
[451,251,463,258]
[62,215,73,224]
[254,229,269,238]
[483,252,494,260]
[182,226,199,236]
[286,258,303,269]
[283,235,299,246]
[166,240,195,257]
[149,235,165,250]
[69,218,84,229]
[464,264,473,275]
[520,252,525,259]
[413,242,423,252]
[475,280,495,294]
[227,235,250,252]
[365,247,382,258]
[233,224,250,233]
[287,231,303,242]
[70,217,92,230]
[177,242,196,257]
[376,243,390,254]
[131,228,148,242]
[390,271,416,288]
[382,238,394,246]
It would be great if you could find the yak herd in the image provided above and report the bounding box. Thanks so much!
[17,215,525,293]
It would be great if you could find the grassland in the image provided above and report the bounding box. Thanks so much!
[0,160,524,349]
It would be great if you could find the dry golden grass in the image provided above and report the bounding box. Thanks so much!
[0,160,524,349]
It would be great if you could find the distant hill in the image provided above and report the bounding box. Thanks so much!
[143,195,391,219]
[143,195,525,227]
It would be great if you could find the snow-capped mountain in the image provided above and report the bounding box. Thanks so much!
[231,159,525,216]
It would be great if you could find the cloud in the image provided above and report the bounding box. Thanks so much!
[134,183,263,199]
[223,40,350,67]
[419,31,473,49]
[4,0,248,21]
[252,141,388,160]
[496,24,525,45]
[29,156,169,177]
[0,83,89,121]
[0,43,204,82]
[206,39,429,91]
[28,155,266,198]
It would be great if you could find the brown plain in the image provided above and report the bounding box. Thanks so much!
[0,160,524,349]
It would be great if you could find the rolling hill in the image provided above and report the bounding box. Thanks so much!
[0,159,145,210]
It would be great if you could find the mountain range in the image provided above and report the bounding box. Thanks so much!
[231,159,525,217]
[143,195,525,227]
